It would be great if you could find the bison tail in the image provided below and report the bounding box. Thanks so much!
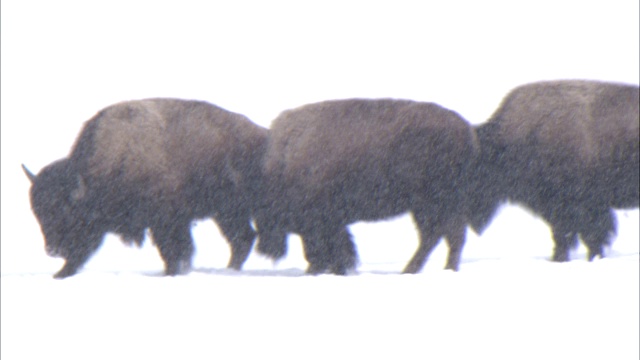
[256,231,288,261]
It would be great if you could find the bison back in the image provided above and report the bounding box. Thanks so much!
[70,98,266,197]
[264,98,477,217]
[488,80,639,205]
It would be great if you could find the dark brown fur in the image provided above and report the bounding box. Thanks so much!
[24,98,268,278]
[471,80,639,261]
[255,98,479,274]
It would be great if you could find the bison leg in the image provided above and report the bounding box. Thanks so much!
[327,227,358,275]
[550,226,577,262]
[255,216,288,261]
[301,233,330,275]
[403,236,441,274]
[582,233,605,261]
[404,212,443,274]
[151,220,194,276]
[302,230,335,275]
[443,222,467,271]
[216,215,257,271]
[580,208,615,261]
[301,226,358,275]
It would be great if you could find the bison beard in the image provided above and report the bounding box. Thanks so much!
[254,98,479,275]
[471,80,639,261]
[24,98,268,278]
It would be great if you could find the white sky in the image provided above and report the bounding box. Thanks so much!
[1,0,638,265]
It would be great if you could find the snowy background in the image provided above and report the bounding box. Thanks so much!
[1,1,638,359]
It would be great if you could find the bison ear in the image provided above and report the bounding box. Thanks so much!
[22,164,37,184]
[70,175,87,201]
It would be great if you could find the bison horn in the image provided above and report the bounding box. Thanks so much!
[22,164,37,183]
[70,175,87,201]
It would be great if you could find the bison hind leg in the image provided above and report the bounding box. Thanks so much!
[216,215,257,271]
[580,208,616,261]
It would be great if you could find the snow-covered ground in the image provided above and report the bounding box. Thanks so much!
[2,1,638,359]
[2,206,638,359]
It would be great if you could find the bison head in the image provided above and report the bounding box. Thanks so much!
[23,161,95,260]
[252,191,290,261]
[467,186,504,235]
[467,122,509,235]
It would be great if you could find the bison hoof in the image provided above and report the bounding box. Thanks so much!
[551,252,570,262]
[227,255,247,271]
[306,263,328,275]
[165,260,191,276]
[402,264,421,274]
[53,268,77,279]
[329,266,347,276]
[587,251,603,262]
[328,262,356,276]
[444,264,460,272]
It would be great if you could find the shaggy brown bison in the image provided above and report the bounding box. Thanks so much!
[23,98,268,278]
[471,80,639,261]
[255,98,479,274]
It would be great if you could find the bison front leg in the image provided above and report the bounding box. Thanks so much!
[255,216,288,261]
[216,215,257,271]
[151,220,194,276]
[403,236,441,274]
[301,226,358,275]
[550,226,577,262]
[301,232,332,275]
[328,227,358,275]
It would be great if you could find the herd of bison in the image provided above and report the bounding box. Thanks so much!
[22,80,639,278]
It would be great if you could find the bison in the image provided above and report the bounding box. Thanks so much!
[254,98,479,275]
[23,98,268,278]
[470,80,639,261]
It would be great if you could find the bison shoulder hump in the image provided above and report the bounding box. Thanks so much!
[79,100,175,184]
